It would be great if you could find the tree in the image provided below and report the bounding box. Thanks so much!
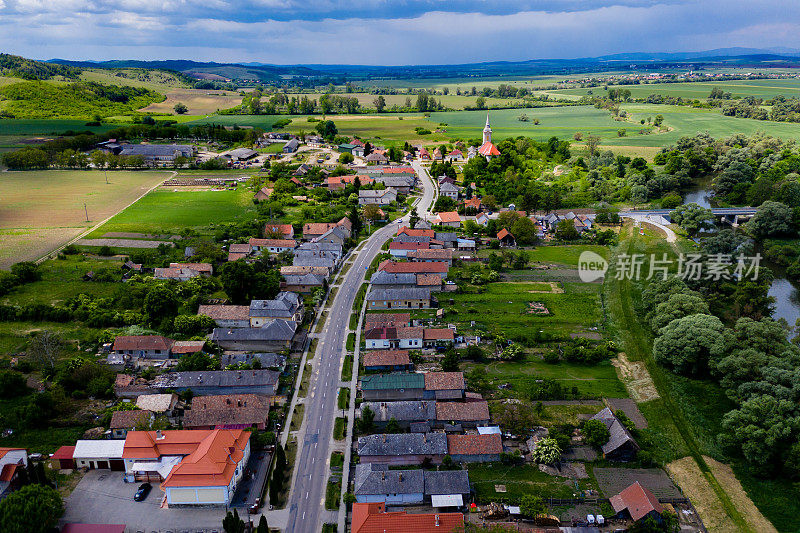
[219,261,279,304]
[10,262,40,284]
[143,284,180,326]
[357,405,374,433]
[339,152,354,164]
[653,114,664,127]
[748,201,796,239]
[363,203,381,222]
[269,443,286,504]
[519,494,545,519]
[222,509,246,533]
[441,348,460,372]
[585,135,601,157]
[555,219,579,241]
[669,203,715,236]
[582,419,610,448]
[631,184,648,207]
[650,293,709,331]
[653,313,727,376]
[255,515,269,533]
[0,370,29,397]
[173,102,188,114]
[373,95,386,112]
[475,96,486,109]
[529,437,561,464]
[27,330,62,377]
[409,207,420,229]
[175,351,217,371]
[349,205,362,236]
[0,484,63,533]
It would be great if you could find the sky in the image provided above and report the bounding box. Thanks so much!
[1,0,800,65]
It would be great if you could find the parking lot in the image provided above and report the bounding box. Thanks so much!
[62,469,227,532]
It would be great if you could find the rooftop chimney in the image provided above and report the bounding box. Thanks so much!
[156,430,164,440]
[435,515,440,526]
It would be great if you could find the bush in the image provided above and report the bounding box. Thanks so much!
[98,245,113,257]
[583,418,610,448]
[0,370,29,397]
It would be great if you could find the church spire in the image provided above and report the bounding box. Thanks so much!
[482,113,492,144]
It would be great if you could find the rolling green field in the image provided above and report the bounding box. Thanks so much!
[0,170,170,268]
[86,187,256,236]
[0,119,119,136]
[544,78,800,101]
[445,280,602,340]
[477,244,611,266]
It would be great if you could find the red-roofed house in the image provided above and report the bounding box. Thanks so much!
[423,328,455,348]
[111,336,174,360]
[436,399,490,427]
[418,147,431,160]
[0,447,27,498]
[447,434,503,462]
[433,211,462,228]
[497,228,516,247]
[364,313,411,329]
[462,196,481,211]
[51,445,76,470]
[609,481,665,523]
[248,238,297,254]
[396,227,435,238]
[352,502,463,533]
[263,223,294,240]
[362,350,413,372]
[123,429,250,506]
[389,241,430,258]
[378,260,449,278]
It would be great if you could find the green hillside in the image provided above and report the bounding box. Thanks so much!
[0,80,164,119]
[0,53,81,80]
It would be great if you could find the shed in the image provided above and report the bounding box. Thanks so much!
[73,440,126,471]
[51,446,76,470]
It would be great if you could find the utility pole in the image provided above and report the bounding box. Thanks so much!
[84,203,89,223]
[104,169,108,185]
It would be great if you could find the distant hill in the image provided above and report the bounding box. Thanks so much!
[0,53,81,80]
[48,59,326,82]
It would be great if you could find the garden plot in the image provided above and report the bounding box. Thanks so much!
[594,467,683,498]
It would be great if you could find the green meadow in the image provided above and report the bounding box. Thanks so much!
[544,78,800,101]
[86,187,256,237]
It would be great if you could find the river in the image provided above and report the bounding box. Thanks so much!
[683,182,800,333]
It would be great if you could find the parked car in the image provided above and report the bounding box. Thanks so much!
[134,482,152,501]
[248,497,261,514]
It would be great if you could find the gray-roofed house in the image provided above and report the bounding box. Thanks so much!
[109,410,154,439]
[359,188,398,206]
[360,373,425,401]
[250,292,304,325]
[118,144,194,166]
[369,271,417,289]
[291,255,336,273]
[361,401,436,429]
[354,463,424,505]
[220,352,286,370]
[358,433,448,466]
[312,226,347,247]
[294,241,344,262]
[282,273,326,293]
[434,232,459,248]
[283,138,299,153]
[423,470,471,507]
[211,320,297,351]
[365,287,432,310]
[151,370,280,396]
[589,407,640,460]
[439,182,459,200]
[225,148,258,161]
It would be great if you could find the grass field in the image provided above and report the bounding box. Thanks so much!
[543,78,800,101]
[465,355,626,399]
[284,92,535,111]
[467,463,592,503]
[476,244,611,266]
[85,187,256,237]
[0,119,119,136]
[446,280,602,341]
[1,255,122,306]
[139,88,245,116]
[0,170,170,268]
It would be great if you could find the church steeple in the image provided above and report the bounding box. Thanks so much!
[483,113,492,144]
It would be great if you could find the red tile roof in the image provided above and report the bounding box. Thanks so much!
[52,445,75,461]
[609,481,664,522]
[436,400,490,421]
[352,502,463,533]
[364,313,411,328]
[378,260,448,274]
[303,222,339,235]
[264,223,294,238]
[497,228,513,240]
[198,305,250,321]
[478,142,500,156]
[362,350,411,368]
[124,429,250,488]
[462,197,481,209]
[436,212,461,224]
[112,335,173,352]
[408,249,452,261]
[364,326,423,340]
[110,410,153,429]
[447,433,503,456]
[0,463,18,482]
[249,238,297,248]
[170,262,213,274]
[389,241,430,251]
[396,227,435,238]
[423,328,455,341]
[382,167,416,174]
[424,371,464,390]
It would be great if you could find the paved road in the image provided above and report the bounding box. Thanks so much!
[284,161,435,533]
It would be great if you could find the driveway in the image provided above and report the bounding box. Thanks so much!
[62,469,226,532]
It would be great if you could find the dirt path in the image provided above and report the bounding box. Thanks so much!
[666,456,776,533]
[611,352,660,402]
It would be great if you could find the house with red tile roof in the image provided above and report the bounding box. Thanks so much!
[358,501,466,532]
[423,371,463,399]
[111,336,174,361]
[610,481,665,523]
[433,211,462,228]
[422,328,455,349]
[154,263,213,281]
[436,399,491,427]
[447,434,503,462]
[497,228,516,247]
[197,305,250,328]
[364,313,411,329]
[389,241,430,258]
[248,238,297,254]
[461,196,481,211]
[362,350,413,372]
[122,429,250,506]
[378,260,449,278]
[263,223,294,240]
[407,248,453,265]
[0,448,27,498]
[364,326,424,349]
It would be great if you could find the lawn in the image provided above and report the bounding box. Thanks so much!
[325,477,341,510]
[333,417,347,440]
[0,170,170,268]
[445,281,602,340]
[337,387,350,410]
[467,463,592,503]
[477,244,611,266]
[86,187,256,237]
[139,88,244,116]
[0,119,119,136]
[464,356,627,400]
[1,255,122,306]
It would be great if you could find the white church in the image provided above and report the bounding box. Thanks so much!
[468,114,500,161]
